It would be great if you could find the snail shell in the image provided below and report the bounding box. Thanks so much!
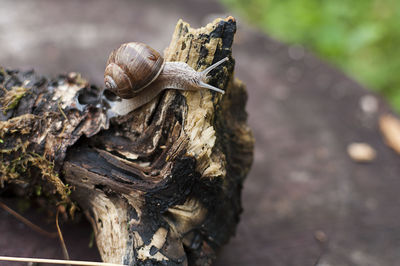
[104,42,164,99]
[104,42,228,116]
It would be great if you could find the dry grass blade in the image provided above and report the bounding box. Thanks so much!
[0,200,57,238]
[0,256,122,265]
[56,206,70,262]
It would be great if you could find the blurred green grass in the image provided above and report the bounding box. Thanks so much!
[221,0,400,112]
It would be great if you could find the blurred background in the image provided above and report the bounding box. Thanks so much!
[1,0,400,265]
[2,0,399,113]
[222,0,400,113]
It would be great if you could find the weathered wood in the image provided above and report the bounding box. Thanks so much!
[0,17,253,265]
[0,69,107,207]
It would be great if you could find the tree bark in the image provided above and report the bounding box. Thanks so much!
[0,17,254,265]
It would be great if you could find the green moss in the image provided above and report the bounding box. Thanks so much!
[0,83,77,218]
[35,185,42,196]
[88,230,95,248]
[1,86,30,114]
[0,136,75,215]
[17,198,31,213]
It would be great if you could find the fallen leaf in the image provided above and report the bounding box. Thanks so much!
[347,142,376,163]
[379,114,400,155]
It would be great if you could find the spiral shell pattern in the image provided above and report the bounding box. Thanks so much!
[104,42,164,99]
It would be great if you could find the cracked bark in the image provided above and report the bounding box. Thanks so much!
[0,17,254,265]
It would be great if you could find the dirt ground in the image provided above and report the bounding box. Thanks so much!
[1,0,400,265]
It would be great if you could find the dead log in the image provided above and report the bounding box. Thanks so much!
[0,17,254,265]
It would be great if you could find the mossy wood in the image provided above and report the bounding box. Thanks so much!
[0,17,254,265]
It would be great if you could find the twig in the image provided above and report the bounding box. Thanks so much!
[0,200,57,238]
[0,256,122,265]
[57,99,69,122]
[56,206,70,262]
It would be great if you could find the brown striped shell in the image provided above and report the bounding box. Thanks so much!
[104,42,165,99]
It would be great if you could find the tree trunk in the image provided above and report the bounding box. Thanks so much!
[0,17,254,265]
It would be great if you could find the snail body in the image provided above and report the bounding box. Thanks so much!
[104,42,228,116]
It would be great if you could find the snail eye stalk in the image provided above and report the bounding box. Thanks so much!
[198,57,229,94]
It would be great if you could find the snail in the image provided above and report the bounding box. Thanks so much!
[104,42,228,116]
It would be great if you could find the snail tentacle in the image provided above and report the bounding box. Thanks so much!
[200,57,229,77]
